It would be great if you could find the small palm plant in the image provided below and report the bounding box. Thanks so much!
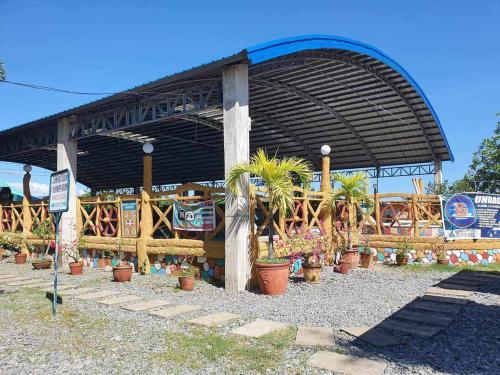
[227,149,312,259]
[330,172,372,252]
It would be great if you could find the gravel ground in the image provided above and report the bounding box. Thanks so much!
[0,258,499,374]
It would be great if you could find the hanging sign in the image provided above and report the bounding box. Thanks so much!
[441,193,500,239]
[121,200,138,238]
[173,200,216,231]
[48,169,70,213]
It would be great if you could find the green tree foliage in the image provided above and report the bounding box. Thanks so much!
[0,60,5,80]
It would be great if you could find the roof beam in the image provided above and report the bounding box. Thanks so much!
[250,78,380,168]
[250,109,316,162]
[176,114,223,132]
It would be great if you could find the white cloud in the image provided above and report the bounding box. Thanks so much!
[10,182,50,197]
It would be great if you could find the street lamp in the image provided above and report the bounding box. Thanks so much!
[320,144,331,156]
[142,142,154,154]
[23,164,32,173]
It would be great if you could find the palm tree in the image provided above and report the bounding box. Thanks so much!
[330,172,372,251]
[227,149,312,259]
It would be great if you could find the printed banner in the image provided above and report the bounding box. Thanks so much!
[441,193,500,239]
[173,200,216,231]
[121,200,138,238]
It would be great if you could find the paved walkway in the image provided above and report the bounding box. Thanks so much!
[2,268,498,374]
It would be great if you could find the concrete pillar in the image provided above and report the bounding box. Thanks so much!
[319,145,332,260]
[57,117,77,268]
[223,63,251,292]
[434,158,443,185]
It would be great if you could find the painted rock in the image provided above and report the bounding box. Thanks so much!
[377,253,385,261]
[181,260,189,269]
[472,250,477,254]
[213,265,221,279]
[469,254,478,263]
[390,253,396,262]
[150,266,156,274]
[422,257,429,263]
[104,265,113,272]
[208,268,214,277]
[460,253,469,261]
[452,250,461,257]
[216,258,225,266]
[482,259,489,266]
[427,253,433,261]
[488,256,493,264]
[170,264,176,272]
[207,258,216,267]
[203,262,209,271]
[477,254,483,261]
[165,267,171,275]
[154,263,161,271]
[158,268,166,275]
[220,266,225,275]
[165,255,174,263]
[197,256,207,264]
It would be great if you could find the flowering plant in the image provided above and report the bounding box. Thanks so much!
[59,239,81,262]
[0,232,25,252]
[274,228,330,267]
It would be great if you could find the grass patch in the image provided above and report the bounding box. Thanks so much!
[400,262,500,273]
[152,327,297,373]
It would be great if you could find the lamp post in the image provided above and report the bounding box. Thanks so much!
[320,145,331,193]
[23,164,32,202]
[142,142,154,194]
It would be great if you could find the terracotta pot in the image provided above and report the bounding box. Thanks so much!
[342,249,359,269]
[178,275,195,291]
[339,260,350,274]
[113,265,133,282]
[69,261,84,275]
[360,253,373,269]
[97,258,106,268]
[437,258,449,266]
[32,260,52,270]
[255,261,289,295]
[396,255,409,266]
[104,257,112,267]
[15,253,27,264]
[303,265,321,283]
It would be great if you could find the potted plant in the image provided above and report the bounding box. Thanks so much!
[62,234,84,275]
[178,265,197,291]
[112,237,133,282]
[329,172,373,269]
[359,235,374,269]
[436,247,449,265]
[395,237,413,266]
[227,149,312,295]
[1,232,27,264]
[104,250,113,267]
[31,218,54,270]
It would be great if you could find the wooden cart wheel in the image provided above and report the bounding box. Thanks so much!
[99,205,119,237]
[380,202,412,235]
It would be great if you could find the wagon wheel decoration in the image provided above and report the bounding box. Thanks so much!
[98,205,119,237]
[334,201,349,235]
[285,200,305,235]
[379,202,412,235]
[1,209,12,231]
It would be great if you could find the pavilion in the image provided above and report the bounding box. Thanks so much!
[0,35,453,291]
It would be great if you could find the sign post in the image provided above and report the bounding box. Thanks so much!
[48,169,70,317]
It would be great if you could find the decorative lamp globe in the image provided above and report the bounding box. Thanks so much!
[142,142,154,154]
[23,164,32,173]
[320,145,331,156]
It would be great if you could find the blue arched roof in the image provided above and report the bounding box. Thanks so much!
[246,35,453,161]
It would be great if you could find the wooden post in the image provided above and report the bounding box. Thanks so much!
[76,198,83,234]
[374,193,382,235]
[137,190,152,274]
[21,196,32,255]
[412,194,419,237]
[143,154,153,194]
[320,150,332,236]
[302,191,309,231]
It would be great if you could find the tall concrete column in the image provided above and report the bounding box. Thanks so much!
[57,117,77,262]
[223,64,251,292]
[434,158,443,185]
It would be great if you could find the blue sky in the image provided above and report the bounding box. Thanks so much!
[1,0,499,196]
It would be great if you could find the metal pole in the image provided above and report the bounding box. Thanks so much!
[52,212,61,317]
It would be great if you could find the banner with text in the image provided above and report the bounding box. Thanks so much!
[173,200,216,231]
[441,193,500,239]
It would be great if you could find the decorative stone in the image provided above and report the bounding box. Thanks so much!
[207,258,216,267]
[149,305,200,319]
[188,312,241,327]
[231,319,289,338]
[295,326,334,347]
[104,265,113,272]
[215,258,225,266]
[308,351,387,375]
[203,262,209,271]
[460,252,469,261]
[154,263,161,271]
[165,267,171,275]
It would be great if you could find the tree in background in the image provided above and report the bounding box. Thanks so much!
[0,60,5,80]
[426,115,499,194]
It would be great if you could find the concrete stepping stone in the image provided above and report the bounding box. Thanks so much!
[149,305,200,319]
[379,319,442,338]
[426,286,473,298]
[59,287,96,296]
[121,300,170,312]
[395,309,454,327]
[42,284,77,292]
[437,282,479,292]
[231,319,290,338]
[410,300,462,314]
[468,272,500,279]
[6,279,44,286]
[188,312,241,327]
[445,278,484,287]
[0,276,31,283]
[421,294,470,305]
[307,351,387,375]
[452,274,493,283]
[0,274,17,279]
[295,326,334,347]
[24,281,54,289]
[76,290,120,300]
[97,295,141,306]
[341,326,402,347]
